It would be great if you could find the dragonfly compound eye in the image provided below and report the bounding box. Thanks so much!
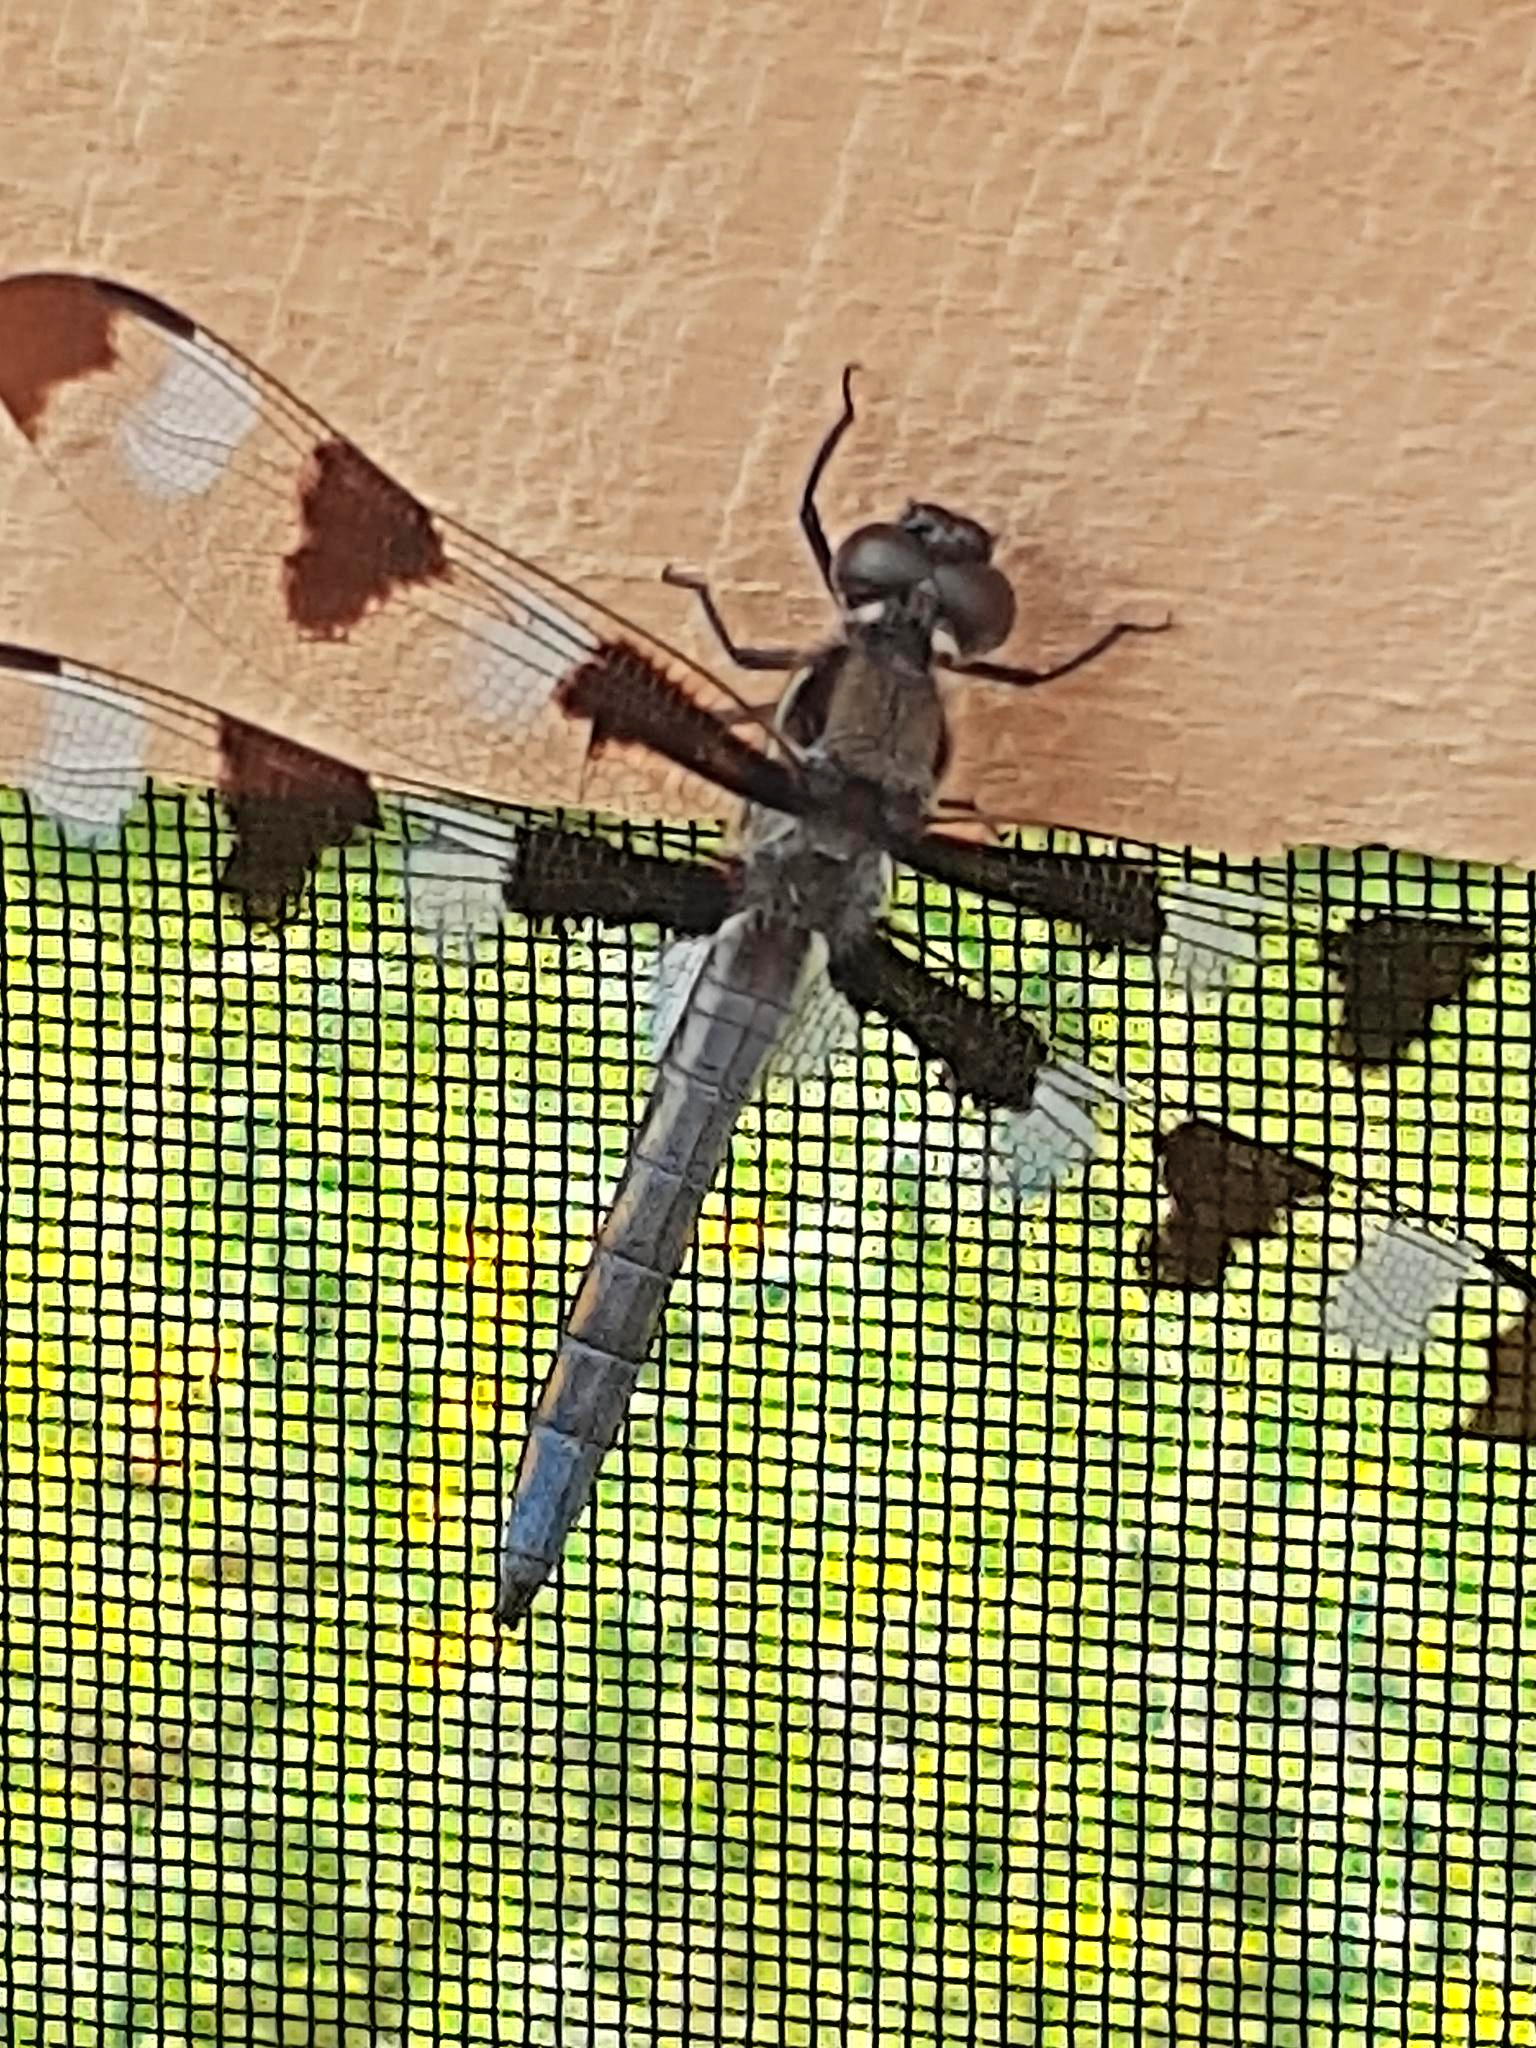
[931,560,1016,658]
[898,500,996,566]
[832,523,933,607]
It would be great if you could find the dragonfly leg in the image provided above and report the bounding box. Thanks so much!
[949,614,1173,689]
[798,364,860,593]
[660,565,800,672]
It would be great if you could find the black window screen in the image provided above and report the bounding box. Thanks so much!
[1,788,1533,2045]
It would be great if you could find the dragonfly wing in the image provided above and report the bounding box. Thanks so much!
[0,641,656,944]
[648,929,863,1080]
[897,832,1270,1000]
[1140,1118,1331,1290]
[0,272,762,822]
[986,1056,1132,1198]
[1324,914,1498,1067]
[1324,1218,1487,1362]
[0,639,385,921]
[899,830,1507,1072]
[831,931,1130,1196]
[1139,1120,1509,1368]
[1464,1304,1536,1439]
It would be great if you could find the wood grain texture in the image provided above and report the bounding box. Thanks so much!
[1,0,1532,860]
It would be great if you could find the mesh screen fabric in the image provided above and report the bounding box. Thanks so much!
[1,791,1533,2046]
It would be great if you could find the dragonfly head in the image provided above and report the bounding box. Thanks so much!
[832,500,1016,661]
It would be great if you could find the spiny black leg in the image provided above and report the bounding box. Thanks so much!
[799,364,860,592]
[661,565,801,672]
[951,614,1173,689]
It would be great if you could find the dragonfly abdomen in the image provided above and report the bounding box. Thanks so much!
[495,909,817,1626]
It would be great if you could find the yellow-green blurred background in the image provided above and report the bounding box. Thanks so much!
[3,794,1533,2044]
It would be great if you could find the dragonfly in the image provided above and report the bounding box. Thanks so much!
[0,272,1530,1628]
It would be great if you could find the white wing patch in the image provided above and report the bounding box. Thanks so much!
[649,932,711,1061]
[768,942,861,1080]
[25,664,149,841]
[989,1057,1132,1199]
[1325,1220,1485,1360]
[1159,876,1269,997]
[115,333,260,501]
[402,842,508,955]
[454,610,600,739]
[648,930,860,1080]
[397,796,517,955]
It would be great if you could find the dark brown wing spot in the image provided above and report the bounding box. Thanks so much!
[502,824,732,934]
[829,933,1049,1112]
[1463,1305,1536,1440]
[898,834,1164,952]
[0,641,65,677]
[283,438,448,637]
[91,277,196,338]
[1327,915,1495,1067]
[217,715,380,924]
[1139,1118,1329,1291]
[0,274,120,440]
[559,641,809,818]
